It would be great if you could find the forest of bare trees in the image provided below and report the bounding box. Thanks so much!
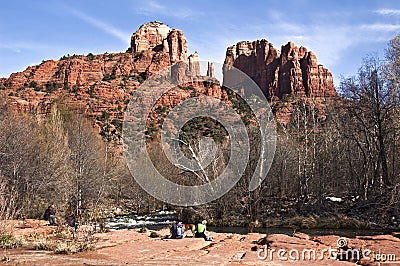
[172,34,400,228]
[0,35,399,229]
[0,102,148,220]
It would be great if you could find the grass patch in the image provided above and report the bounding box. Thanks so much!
[34,239,95,254]
[0,234,23,249]
[32,225,97,254]
[285,215,370,230]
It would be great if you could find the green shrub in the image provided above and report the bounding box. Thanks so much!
[29,81,39,89]
[0,234,23,249]
[155,106,167,115]
[102,73,116,81]
[60,54,80,60]
[111,119,122,132]
[97,111,110,122]
[129,74,145,83]
[45,82,59,93]
[145,122,157,137]
[87,86,95,98]
[86,53,94,61]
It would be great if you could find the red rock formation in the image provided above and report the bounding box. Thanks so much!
[188,51,200,76]
[1,22,190,92]
[0,21,338,132]
[167,29,188,64]
[130,21,188,77]
[130,21,171,53]
[0,21,225,141]
[171,61,189,84]
[224,40,336,100]
[207,62,215,78]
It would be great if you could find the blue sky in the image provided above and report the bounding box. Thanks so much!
[1,0,400,86]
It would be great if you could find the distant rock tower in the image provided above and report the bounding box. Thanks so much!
[129,21,188,67]
[188,51,200,76]
[207,62,215,78]
[224,39,336,99]
[130,21,171,53]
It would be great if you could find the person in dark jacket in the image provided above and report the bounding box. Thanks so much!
[170,221,178,239]
[43,205,58,225]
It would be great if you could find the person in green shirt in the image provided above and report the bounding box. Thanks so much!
[195,220,213,241]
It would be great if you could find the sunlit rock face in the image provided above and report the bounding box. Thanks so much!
[224,40,337,100]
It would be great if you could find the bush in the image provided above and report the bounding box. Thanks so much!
[286,215,370,230]
[102,73,116,81]
[34,238,95,254]
[45,82,59,93]
[155,106,167,115]
[86,53,94,61]
[178,85,194,91]
[97,111,110,122]
[130,74,145,83]
[87,86,95,98]
[145,123,157,138]
[33,226,97,254]
[0,234,23,249]
[60,54,80,60]
[111,119,122,132]
[29,81,39,89]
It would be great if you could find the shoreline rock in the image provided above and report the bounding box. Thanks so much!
[1,219,399,265]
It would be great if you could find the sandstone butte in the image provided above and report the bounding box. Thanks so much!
[0,21,338,140]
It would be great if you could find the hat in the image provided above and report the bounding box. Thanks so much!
[202,220,207,225]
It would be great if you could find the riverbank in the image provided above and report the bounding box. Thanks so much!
[1,219,399,265]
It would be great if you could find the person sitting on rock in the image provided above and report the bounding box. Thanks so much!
[175,221,186,239]
[195,220,213,241]
[43,204,58,226]
[170,221,178,239]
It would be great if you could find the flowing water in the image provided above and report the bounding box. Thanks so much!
[105,212,393,238]
[106,211,177,230]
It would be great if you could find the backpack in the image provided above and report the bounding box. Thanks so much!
[43,209,50,221]
[66,215,77,229]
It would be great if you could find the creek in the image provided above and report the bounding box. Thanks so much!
[105,211,392,238]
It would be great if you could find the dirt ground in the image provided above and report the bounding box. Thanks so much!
[1,219,400,265]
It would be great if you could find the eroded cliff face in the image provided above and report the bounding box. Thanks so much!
[224,40,337,100]
[0,21,339,138]
[3,22,189,94]
[0,22,219,141]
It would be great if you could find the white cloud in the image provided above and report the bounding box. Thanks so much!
[360,23,400,31]
[0,41,64,53]
[375,9,400,16]
[189,8,399,83]
[63,5,130,43]
[148,1,164,11]
[134,0,197,19]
